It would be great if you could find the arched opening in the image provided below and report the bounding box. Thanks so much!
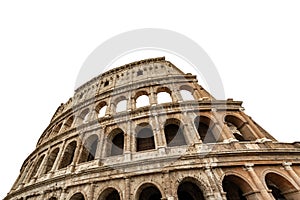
[52,123,63,136]
[136,94,150,108]
[98,188,120,200]
[177,179,205,200]
[179,85,195,101]
[157,92,172,104]
[116,98,127,113]
[49,197,57,200]
[79,108,90,124]
[58,141,77,169]
[136,123,155,152]
[96,102,107,118]
[29,155,45,179]
[225,115,255,141]
[78,135,99,163]
[109,128,124,156]
[194,116,218,143]
[44,148,59,174]
[137,184,162,200]
[265,172,298,200]
[222,175,253,200]
[70,192,85,200]
[63,116,74,131]
[164,118,186,147]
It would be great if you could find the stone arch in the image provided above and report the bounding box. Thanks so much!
[107,128,124,156]
[44,147,60,174]
[156,87,173,104]
[58,140,77,169]
[134,91,150,109]
[222,174,255,200]
[264,171,299,199]
[29,154,45,180]
[135,182,163,200]
[69,192,85,200]
[224,115,256,141]
[52,123,63,136]
[78,134,99,163]
[48,197,57,200]
[96,101,108,118]
[179,85,195,101]
[63,115,74,131]
[98,187,121,200]
[78,108,90,124]
[177,177,206,200]
[194,116,219,143]
[115,96,127,113]
[135,123,155,152]
[164,118,187,147]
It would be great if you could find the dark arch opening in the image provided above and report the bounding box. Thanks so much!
[29,155,45,179]
[79,135,99,163]
[70,192,85,200]
[177,180,205,200]
[136,123,155,152]
[44,148,60,174]
[164,119,186,147]
[194,116,218,143]
[110,129,124,156]
[98,188,120,200]
[222,175,253,200]
[225,115,254,141]
[138,184,162,200]
[63,116,74,131]
[265,172,297,200]
[58,141,76,169]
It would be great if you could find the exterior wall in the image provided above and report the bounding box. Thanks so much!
[5,57,300,200]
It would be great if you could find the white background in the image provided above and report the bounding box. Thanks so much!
[1,1,300,198]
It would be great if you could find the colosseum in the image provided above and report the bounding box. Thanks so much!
[4,57,300,200]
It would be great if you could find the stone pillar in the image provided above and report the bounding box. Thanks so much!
[211,111,233,142]
[162,171,175,199]
[35,148,51,178]
[124,121,132,161]
[239,112,266,139]
[283,162,300,187]
[88,183,95,200]
[204,166,223,199]
[182,112,201,144]
[70,138,82,172]
[50,140,67,173]
[153,114,167,149]
[244,164,273,200]
[149,87,157,106]
[125,177,131,200]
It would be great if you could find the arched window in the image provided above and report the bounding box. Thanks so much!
[63,116,74,131]
[177,178,205,200]
[96,102,107,118]
[29,155,45,180]
[225,115,254,141]
[222,175,254,200]
[109,129,124,156]
[194,116,218,143]
[98,188,121,200]
[136,123,155,152]
[78,135,99,163]
[136,183,162,200]
[164,118,186,147]
[52,123,62,136]
[44,148,59,174]
[79,108,90,124]
[136,94,150,108]
[58,141,76,169]
[265,172,298,200]
[116,98,127,113]
[70,192,85,200]
[157,92,172,104]
[180,87,194,101]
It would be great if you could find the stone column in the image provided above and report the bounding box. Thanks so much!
[153,114,167,149]
[244,164,273,200]
[50,140,67,173]
[204,166,223,199]
[70,138,82,172]
[88,183,95,200]
[239,112,266,139]
[283,162,300,187]
[149,87,157,106]
[125,177,131,200]
[124,121,132,161]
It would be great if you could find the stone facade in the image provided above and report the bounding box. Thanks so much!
[4,57,300,200]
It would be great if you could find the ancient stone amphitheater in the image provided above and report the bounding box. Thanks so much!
[5,57,300,200]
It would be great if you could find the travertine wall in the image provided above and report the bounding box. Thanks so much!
[5,57,300,200]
